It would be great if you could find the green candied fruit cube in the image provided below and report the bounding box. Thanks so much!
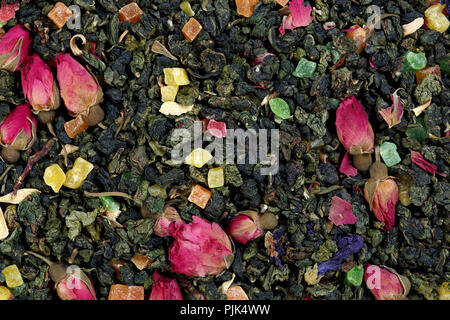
[380,141,401,167]
[345,265,364,287]
[292,58,317,78]
[404,51,427,72]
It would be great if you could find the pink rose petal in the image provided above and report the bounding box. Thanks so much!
[0,0,19,23]
[411,151,447,177]
[279,0,313,35]
[328,196,357,226]
[339,152,358,177]
[149,271,183,300]
[207,119,227,138]
[378,89,404,128]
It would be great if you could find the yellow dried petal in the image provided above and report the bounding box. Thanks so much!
[163,68,190,86]
[185,148,213,168]
[0,207,8,240]
[44,164,67,193]
[63,157,94,189]
[161,85,179,102]
[159,101,193,116]
[0,189,41,205]
[1,265,23,288]
[208,167,224,188]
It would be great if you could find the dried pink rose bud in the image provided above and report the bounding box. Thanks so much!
[168,216,234,277]
[149,271,183,300]
[154,206,185,238]
[364,146,398,231]
[25,251,96,300]
[0,104,37,163]
[226,210,278,244]
[54,53,104,126]
[0,24,31,72]
[21,54,60,122]
[364,264,410,300]
[336,95,375,171]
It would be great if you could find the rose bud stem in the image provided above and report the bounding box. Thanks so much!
[24,251,68,282]
[1,146,20,163]
[38,110,56,124]
[84,104,105,126]
[369,146,388,180]
[353,153,372,172]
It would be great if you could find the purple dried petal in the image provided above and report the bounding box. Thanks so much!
[317,234,364,275]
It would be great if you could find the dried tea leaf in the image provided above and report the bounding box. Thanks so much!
[0,207,8,240]
[0,189,41,204]
[151,40,178,61]
[159,102,194,116]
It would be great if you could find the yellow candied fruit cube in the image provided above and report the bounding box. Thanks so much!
[0,286,11,300]
[425,4,450,33]
[163,68,190,86]
[185,148,213,168]
[1,265,23,288]
[63,157,94,189]
[44,164,66,193]
[161,85,179,102]
[439,282,450,300]
[208,167,224,188]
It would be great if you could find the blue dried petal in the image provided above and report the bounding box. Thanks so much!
[317,235,364,275]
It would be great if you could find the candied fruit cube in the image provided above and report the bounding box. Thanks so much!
[118,2,144,23]
[208,167,224,188]
[1,265,23,288]
[188,185,212,209]
[0,286,12,300]
[131,254,152,271]
[207,119,227,138]
[182,17,203,42]
[63,157,94,189]
[235,0,260,18]
[64,114,89,139]
[108,284,144,300]
[185,148,213,168]
[439,282,450,300]
[47,2,73,29]
[163,68,190,86]
[425,4,450,33]
[415,65,441,83]
[161,85,179,102]
[44,164,66,193]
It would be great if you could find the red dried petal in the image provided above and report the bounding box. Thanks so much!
[335,95,374,155]
[411,151,446,177]
[339,152,358,177]
[279,0,313,34]
[328,196,357,226]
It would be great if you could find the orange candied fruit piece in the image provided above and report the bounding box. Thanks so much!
[118,2,144,23]
[182,17,203,42]
[188,184,212,209]
[64,114,89,139]
[345,25,374,54]
[131,254,152,271]
[415,65,441,83]
[235,0,260,18]
[108,284,145,300]
[275,0,289,6]
[47,2,73,29]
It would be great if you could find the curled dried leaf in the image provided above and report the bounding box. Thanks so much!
[0,189,41,204]
[70,34,86,57]
[151,40,178,61]
[0,207,8,240]
[412,99,432,116]
[402,18,424,36]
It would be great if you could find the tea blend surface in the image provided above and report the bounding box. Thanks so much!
[0,0,449,301]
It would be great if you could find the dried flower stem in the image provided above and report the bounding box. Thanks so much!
[84,191,134,200]
[13,139,56,195]
[375,145,381,162]
[24,250,53,266]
